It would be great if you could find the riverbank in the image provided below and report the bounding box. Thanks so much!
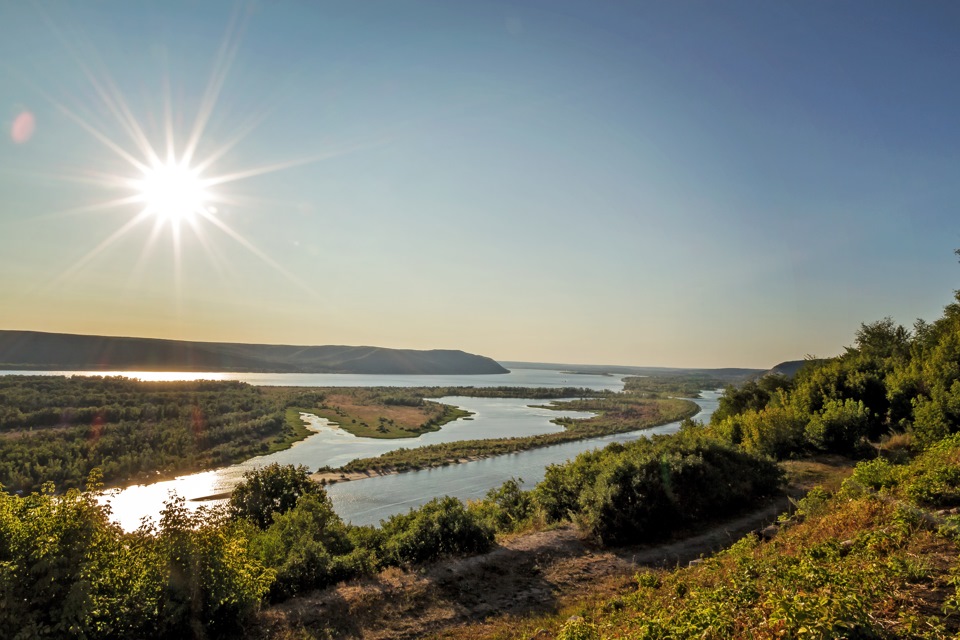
[314,397,699,482]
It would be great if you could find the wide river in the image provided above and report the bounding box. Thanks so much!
[5,368,717,529]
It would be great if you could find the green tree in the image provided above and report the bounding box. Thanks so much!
[228,463,323,529]
[251,492,369,600]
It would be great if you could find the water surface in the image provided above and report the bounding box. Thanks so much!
[327,390,719,525]
[1,368,624,391]
[102,388,718,529]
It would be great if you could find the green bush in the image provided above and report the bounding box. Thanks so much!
[805,398,871,453]
[533,432,783,546]
[556,617,601,640]
[250,493,359,600]
[903,434,960,507]
[738,406,808,459]
[228,463,324,529]
[470,478,535,533]
[847,458,903,492]
[381,496,494,565]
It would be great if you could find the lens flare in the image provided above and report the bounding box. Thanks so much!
[10,110,35,144]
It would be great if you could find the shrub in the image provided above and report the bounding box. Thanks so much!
[470,478,535,533]
[557,617,601,640]
[228,463,324,529]
[739,406,808,459]
[381,496,494,565]
[542,432,783,546]
[848,458,903,491]
[903,434,960,508]
[250,493,357,600]
[805,398,871,453]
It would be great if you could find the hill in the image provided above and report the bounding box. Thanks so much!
[0,330,508,375]
[762,358,826,379]
[500,361,762,381]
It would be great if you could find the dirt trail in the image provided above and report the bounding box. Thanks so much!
[255,457,855,639]
[255,496,791,640]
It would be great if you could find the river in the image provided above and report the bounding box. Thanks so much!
[1,368,626,391]
[98,388,719,530]
[326,389,720,526]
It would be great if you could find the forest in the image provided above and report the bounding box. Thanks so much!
[0,377,316,494]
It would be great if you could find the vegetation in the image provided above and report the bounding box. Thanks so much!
[0,463,496,638]
[622,373,738,398]
[0,377,326,494]
[228,462,327,528]
[329,397,699,476]
[534,428,782,545]
[5,258,960,638]
[702,291,960,459]
[492,435,960,640]
[298,388,471,438]
[0,472,273,640]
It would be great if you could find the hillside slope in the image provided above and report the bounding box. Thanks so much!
[0,330,508,375]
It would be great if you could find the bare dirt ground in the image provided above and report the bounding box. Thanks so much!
[254,458,857,640]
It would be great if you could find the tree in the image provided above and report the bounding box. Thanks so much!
[228,463,323,529]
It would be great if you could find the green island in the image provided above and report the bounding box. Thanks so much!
[289,387,473,439]
[320,394,699,480]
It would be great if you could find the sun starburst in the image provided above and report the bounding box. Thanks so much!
[134,159,210,225]
[33,5,341,296]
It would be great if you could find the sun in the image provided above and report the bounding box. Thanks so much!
[42,7,364,295]
[134,159,210,224]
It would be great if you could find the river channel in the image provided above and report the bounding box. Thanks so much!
[61,368,718,529]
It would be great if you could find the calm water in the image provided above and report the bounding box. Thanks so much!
[101,394,597,529]
[1,368,625,391]
[101,387,718,530]
[327,390,719,525]
[13,366,711,530]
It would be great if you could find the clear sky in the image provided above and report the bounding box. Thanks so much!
[1,1,958,369]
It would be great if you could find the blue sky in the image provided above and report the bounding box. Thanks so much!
[1,1,958,368]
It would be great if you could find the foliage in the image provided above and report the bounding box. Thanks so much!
[902,434,960,508]
[705,290,960,458]
[556,617,601,640]
[804,398,871,453]
[228,463,324,529]
[535,431,783,545]
[0,376,310,494]
[250,493,372,601]
[469,478,536,533]
[0,480,271,640]
[380,496,494,565]
[510,434,960,640]
[710,374,792,424]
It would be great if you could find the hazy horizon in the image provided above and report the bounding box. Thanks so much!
[2,2,958,369]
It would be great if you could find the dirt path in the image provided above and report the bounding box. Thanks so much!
[254,496,792,640]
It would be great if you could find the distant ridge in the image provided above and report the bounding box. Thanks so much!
[762,359,824,379]
[501,361,763,380]
[0,330,509,375]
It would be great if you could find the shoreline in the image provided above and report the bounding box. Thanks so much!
[307,398,699,486]
[311,455,487,486]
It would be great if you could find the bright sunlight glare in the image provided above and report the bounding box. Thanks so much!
[40,6,327,296]
[134,160,209,224]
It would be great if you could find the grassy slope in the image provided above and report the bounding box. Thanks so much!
[440,443,960,640]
